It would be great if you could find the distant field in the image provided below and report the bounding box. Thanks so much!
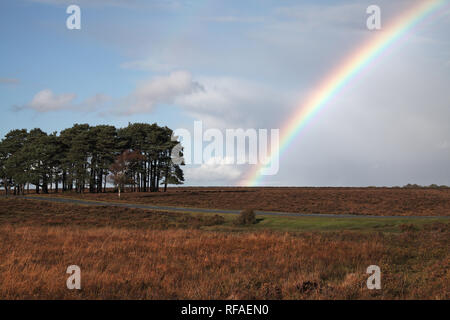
[16,186,450,216]
[0,198,448,299]
[1,198,446,233]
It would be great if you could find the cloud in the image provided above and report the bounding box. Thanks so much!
[203,16,264,23]
[14,89,109,113]
[113,70,294,128]
[27,0,181,9]
[437,141,449,150]
[273,0,416,31]
[268,48,450,186]
[274,2,366,30]
[120,58,176,72]
[174,76,294,128]
[0,78,20,85]
[13,71,293,130]
[184,157,243,183]
[114,71,203,115]
[24,89,76,112]
[120,69,294,128]
[9,0,449,187]
[80,93,111,111]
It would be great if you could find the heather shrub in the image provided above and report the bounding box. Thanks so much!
[399,223,418,232]
[235,209,256,225]
[202,214,226,226]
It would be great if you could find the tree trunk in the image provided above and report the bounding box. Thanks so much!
[97,169,103,193]
[155,160,161,192]
[42,175,48,194]
[89,165,95,193]
[143,160,147,192]
[163,162,169,192]
[147,162,151,192]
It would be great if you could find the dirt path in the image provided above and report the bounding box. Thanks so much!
[13,195,449,219]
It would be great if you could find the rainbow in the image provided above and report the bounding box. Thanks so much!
[241,0,447,186]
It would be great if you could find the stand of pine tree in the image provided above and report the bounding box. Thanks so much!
[0,123,184,195]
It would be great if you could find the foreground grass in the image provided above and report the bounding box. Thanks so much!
[1,225,448,299]
[0,198,448,299]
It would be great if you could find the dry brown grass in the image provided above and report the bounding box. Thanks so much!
[0,225,448,299]
[24,187,450,216]
[0,198,225,230]
[0,199,448,299]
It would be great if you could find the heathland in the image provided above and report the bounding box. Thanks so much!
[24,186,450,216]
[0,188,448,300]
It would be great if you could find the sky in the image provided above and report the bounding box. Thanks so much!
[0,0,449,186]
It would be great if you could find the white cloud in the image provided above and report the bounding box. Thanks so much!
[28,89,76,112]
[15,89,109,113]
[115,70,203,115]
[184,157,243,183]
[15,72,293,130]
[174,76,293,128]
[112,70,294,129]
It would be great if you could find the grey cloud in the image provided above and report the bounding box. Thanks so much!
[113,71,204,115]
[0,78,20,85]
[202,16,264,23]
[27,0,181,9]
[120,58,177,72]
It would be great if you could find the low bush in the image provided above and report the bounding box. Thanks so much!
[235,209,256,225]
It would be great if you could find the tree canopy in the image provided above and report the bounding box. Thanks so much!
[0,123,184,195]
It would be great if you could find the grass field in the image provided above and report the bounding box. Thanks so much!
[0,197,448,299]
[19,186,450,216]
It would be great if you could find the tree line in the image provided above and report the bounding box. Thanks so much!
[0,123,184,195]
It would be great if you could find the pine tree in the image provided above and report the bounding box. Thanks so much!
[0,123,184,195]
